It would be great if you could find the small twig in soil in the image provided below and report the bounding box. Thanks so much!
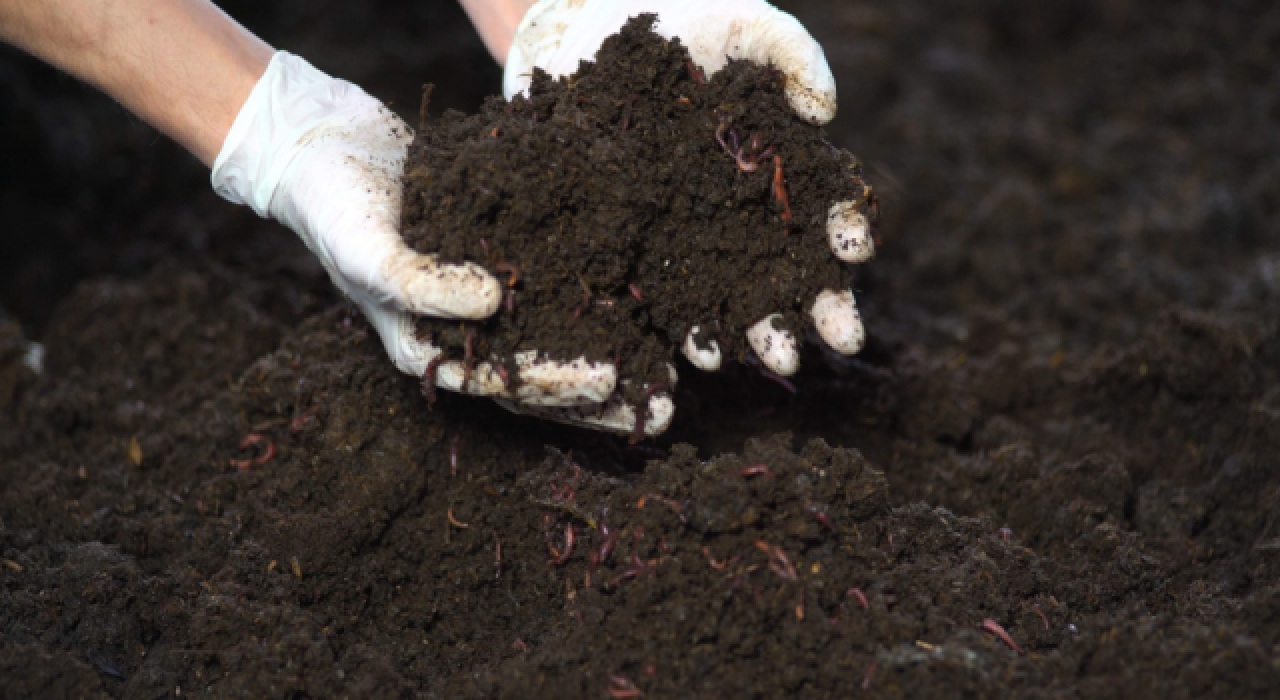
[450,434,461,477]
[981,618,1022,653]
[418,83,434,131]
[1034,605,1050,630]
[573,274,593,318]
[618,93,640,132]
[493,262,520,288]
[447,507,469,529]
[772,155,793,224]
[493,530,503,580]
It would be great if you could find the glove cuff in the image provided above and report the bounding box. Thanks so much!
[210,51,378,218]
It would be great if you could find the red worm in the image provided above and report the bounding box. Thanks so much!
[981,619,1022,653]
[548,525,576,566]
[846,587,869,610]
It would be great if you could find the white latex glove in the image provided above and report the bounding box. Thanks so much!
[210,51,672,435]
[504,0,874,389]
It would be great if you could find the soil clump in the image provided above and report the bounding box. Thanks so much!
[402,16,866,389]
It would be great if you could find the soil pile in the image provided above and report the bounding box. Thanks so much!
[402,16,868,387]
[6,0,1280,698]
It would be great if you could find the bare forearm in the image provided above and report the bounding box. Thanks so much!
[457,0,535,64]
[0,0,272,165]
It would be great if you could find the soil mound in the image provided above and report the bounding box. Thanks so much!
[401,16,869,388]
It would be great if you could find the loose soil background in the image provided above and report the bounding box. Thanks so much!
[4,1,1280,698]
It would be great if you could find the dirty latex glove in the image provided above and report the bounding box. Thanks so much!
[211,51,669,432]
[505,0,873,381]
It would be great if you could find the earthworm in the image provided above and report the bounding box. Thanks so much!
[422,355,444,406]
[230,433,275,470]
[703,546,730,570]
[685,58,707,86]
[846,587,869,610]
[608,554,649,588]
[735,464,774,478]
[755,541,798,581]
[981,618,1022,652]
[548,524,576,566]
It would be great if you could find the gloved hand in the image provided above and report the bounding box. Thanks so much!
[210,51,672,435]
[501,0,874,428]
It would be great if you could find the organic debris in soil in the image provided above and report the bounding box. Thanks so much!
[401,15,870,392]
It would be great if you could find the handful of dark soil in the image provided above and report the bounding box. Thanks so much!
[401,15,871,393]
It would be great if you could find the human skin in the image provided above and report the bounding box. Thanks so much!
[0,0,529,165]
[0,0,271,165]
[457,0,537,64]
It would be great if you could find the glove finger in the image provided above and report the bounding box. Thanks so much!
[376,246,504,320]
[512,350,617,405]
[828,201,875,263]
[681,324,723,371]
[433,351,616,406]
[363,305,436,376]
[504,2,836,124]
[492,374,677,438]
[810,289,865,355]
[747,313,800,376]
[674,6,837,124]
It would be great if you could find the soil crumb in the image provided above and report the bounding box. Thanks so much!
[401,16,869,390]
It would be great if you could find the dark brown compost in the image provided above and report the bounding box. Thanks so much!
[401,16,868,389]
[5,1,1280,699]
